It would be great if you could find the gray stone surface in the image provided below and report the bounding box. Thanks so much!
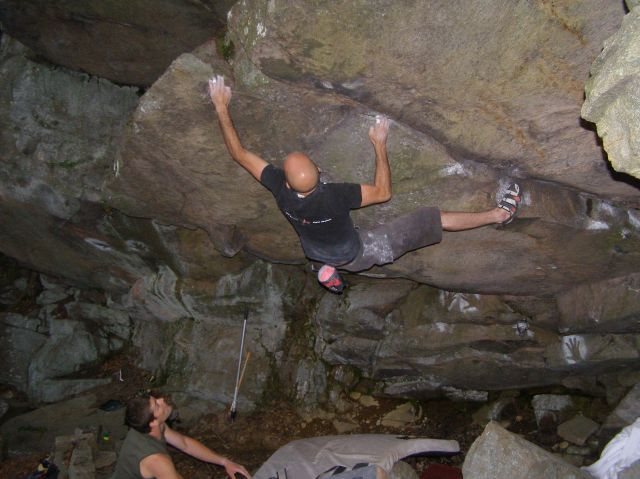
[379,403,421,429]
[531,395,573,428]
[95,450,117,471]
[0,0,235,86]
[28,325,102,402]
[582,8,640,179]
[603,383,640,431]
[0,312,48,391]
[230,0,632,202]
[0,35,150,294]
[557,415,599,446]
[68,434,96,479]
[462,421,591,479]
[105,36,640,295]
[556,274,640,334]
[472,398,515,427]
[35,378,113,404]
[1,287,130,403]
[37,275,74,305]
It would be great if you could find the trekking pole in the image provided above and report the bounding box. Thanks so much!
[228,310,248,421]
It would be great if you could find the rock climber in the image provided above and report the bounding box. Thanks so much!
[111,393,251,478]
[208,75,521,294]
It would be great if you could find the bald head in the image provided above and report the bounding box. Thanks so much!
[283,152,319,194]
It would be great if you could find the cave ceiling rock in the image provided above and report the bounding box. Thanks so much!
[0,1,639,299]
[106,36,640,295]
[0,0,236,86]
[1,1,640,407]
[228,0,636,202]
[0,1,638,298]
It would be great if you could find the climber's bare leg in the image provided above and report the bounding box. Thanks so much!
[441,207,509,231]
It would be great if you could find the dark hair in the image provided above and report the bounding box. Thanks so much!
[125,396,154,433]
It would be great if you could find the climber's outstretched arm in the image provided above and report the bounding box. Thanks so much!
[360,116,392,207]
[208,75,268,181]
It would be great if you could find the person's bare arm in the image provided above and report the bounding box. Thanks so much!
[165,426,252,478]
[208,75,268,182]
[360,116,391,207]
[140,453,183,479]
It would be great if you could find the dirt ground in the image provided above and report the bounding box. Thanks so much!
[172,400,485,478]
[0,350,609,479]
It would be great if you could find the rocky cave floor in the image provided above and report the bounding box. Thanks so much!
[0,258,615,478]
[0,349,612,478]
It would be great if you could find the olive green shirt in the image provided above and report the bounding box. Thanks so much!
[112,428,169,479]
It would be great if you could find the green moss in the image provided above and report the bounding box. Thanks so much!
[256,352,292,408]
[215,34,235,62]
[48,159,81,170]
[256,278,322,408]
[154,318,193,385]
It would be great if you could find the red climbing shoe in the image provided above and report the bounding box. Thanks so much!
[318,265,345,294]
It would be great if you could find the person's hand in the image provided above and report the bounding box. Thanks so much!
[223,459,252,478]
[208,74,232,111]
[368,115,390,146]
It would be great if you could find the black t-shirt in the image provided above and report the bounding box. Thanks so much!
[261,164,362,264]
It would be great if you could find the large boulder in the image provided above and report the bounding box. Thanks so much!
[106,39,640,294]
[228,0,636,203]
[0,0,639,406]
[462,421,590,479]
[582,8,640,179]
[0,0,235,86]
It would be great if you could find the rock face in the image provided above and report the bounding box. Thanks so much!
[107,40,640,295]
[0,1,639,407]
[228,0,635,202]
[582,6,640,180]
[0,0,235,86]
[0,274,129,402]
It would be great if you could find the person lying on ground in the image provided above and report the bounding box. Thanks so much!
[111,394,251,479]
[208,75,521,294]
